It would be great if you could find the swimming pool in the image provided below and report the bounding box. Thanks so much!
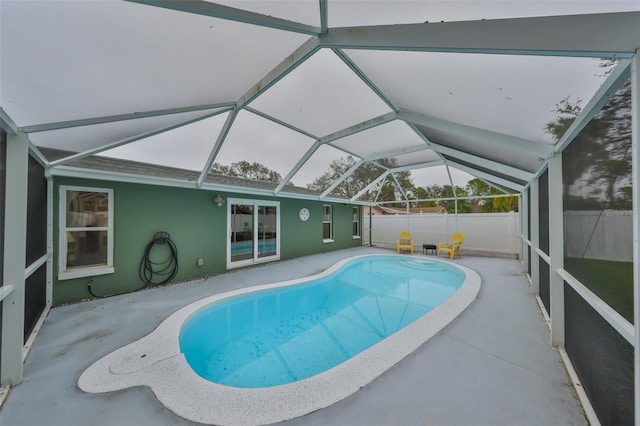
[79,254,480,425]
[180,256,464,388]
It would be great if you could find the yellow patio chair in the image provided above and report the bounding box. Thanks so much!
[396,231,415,254]
[437,232,464,260]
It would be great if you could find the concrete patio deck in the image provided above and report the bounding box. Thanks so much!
[1,247,586,426]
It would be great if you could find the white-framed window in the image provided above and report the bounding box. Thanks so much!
[352,206,360,238]
[59,186,114,280]
[322,205,333,242]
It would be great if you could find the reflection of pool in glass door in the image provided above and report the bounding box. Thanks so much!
[228,199,279,268]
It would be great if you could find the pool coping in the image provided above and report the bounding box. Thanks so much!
[78,254,481,426]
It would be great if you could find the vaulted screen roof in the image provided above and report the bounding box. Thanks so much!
[1,1,639,203]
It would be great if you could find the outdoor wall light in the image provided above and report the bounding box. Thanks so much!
[214,195,224,206]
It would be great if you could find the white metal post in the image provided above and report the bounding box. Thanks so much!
[548,152,565,347]
[521,190,529,272]
[46,176,53,306]
[530,179,540,294]
[1,132,29,386]
[630,49,639,426]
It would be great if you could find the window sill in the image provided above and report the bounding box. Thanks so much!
[58,265,114,281]
[322,239,334,244]
[352,236,361,239]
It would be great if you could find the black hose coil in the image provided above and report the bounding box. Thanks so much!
[139,231,179,285]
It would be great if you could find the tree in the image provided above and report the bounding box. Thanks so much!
[439,185,472,213]
[546,75,632,210]
[308,156,414,202]
[466,178,518,212]
[211,161,282,183]
[411,184,442,207]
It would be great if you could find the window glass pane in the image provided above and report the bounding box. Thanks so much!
[66,191,109,228]
[257,206,277,259]
[352,207,360,237]
[323,223,332,240]
[561,79,633,322]
[323,205,331,222]
[66,230,108,268]
[230,204,254,262]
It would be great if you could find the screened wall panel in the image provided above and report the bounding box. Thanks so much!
[537,169,550,315]
[24,263,46,342]
[565,283,634,425]
[538,169,549,254]
[538,259,550,316]
[562,79,633,322]
[26,154,47,266]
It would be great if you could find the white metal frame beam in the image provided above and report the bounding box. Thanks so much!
[244,107,319,140]
[319,159,363,198]
[426,140,534,182]
[319,0,328,34]
[398,110,552,158]
[388,160,445,174]
[0,108,18,135]
[197,109,238,188]
[332,49,398,112]
[127,0,321,35]
[365,145,431,163]
[350,170,389,202]
[18,102,234,134]
[1,133,29,386]
[320,12,640,58]
[318,112,397,145]
[521,187,529,273]
[274,141,322,194]
[446,160,524,192]
[236,37,321,108]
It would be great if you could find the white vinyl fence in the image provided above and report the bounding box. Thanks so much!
[363,212,520,258]
[563,210,633,262]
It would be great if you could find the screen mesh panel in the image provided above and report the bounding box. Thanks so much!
[561,79,633,322]
[538,258,550,316]
[538,169,549,253]
[26,154,47,266]
[565,283,634,425]
[537,170,549,315]
[24,263,46,342]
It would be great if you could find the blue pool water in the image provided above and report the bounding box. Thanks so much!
[179,256,465,388]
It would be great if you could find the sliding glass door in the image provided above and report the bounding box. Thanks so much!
[228,199,279,268]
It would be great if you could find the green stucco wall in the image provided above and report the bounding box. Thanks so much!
[53,176,362,305]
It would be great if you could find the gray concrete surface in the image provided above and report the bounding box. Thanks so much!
[1,247,586,426]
